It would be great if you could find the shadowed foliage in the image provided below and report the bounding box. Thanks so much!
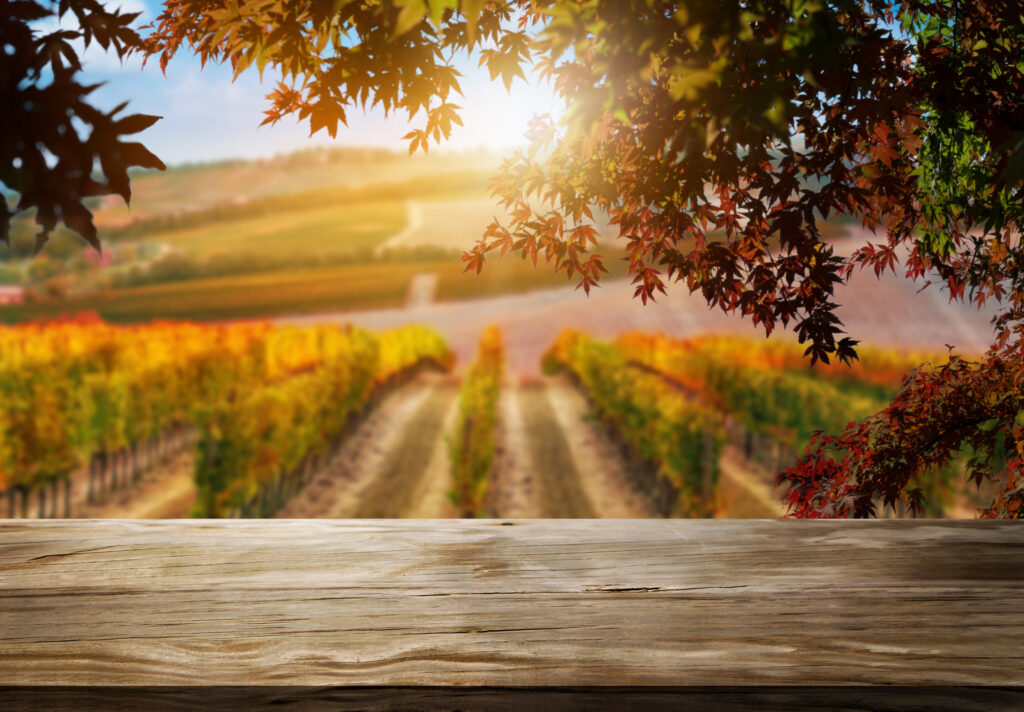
[1,0,165,253]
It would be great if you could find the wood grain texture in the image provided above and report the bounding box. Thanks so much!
[4,686,1024,712]
[1,519,1023,689]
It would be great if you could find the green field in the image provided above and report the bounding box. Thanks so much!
[435,256,629,301]
[138,200,406,259]
[91,149,502,227]
[0,263,422,322]
[0,256,610,323]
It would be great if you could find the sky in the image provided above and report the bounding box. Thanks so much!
[70,1,563,166]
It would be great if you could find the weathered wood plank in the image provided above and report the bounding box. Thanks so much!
[1,519,1022,689]
[3,686,1024,712]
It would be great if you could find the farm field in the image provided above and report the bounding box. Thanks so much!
[0,146,858,324]
[0,263,422,322]
[90,149,504,227]
[129,199,407,259]
[0,317,996,522]
[0,153,1005,523]
[0,257,598,323]
[284,227,998,374]
[0,150,618,322]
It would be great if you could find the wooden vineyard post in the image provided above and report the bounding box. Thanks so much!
[110,452,119,492]
[97,453,106,499]
[87,454,98,504]
[303,456,314,487]
[130,443,140,483]
[458,415,475,518]
[701,429,715,516]
[8,488,17,519]
[62,476,71,518]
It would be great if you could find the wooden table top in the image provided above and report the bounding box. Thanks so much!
[1,519,1022,708]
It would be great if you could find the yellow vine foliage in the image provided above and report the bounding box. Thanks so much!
[449,325,503,517]
[0,316,452,510]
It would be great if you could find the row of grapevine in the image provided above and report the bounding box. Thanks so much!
[0,316,452,517]
[1,317,257,514]
[620,333,942,390]
[194,325,453,517]
[448,326,503,518]
[617,332,901,448]
[543,330,724,517]
[615,332,961,516]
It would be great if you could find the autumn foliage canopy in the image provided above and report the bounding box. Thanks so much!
[3,0,1023,516]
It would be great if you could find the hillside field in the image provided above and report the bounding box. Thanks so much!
[2,149,619,322]
[131,199,407,259]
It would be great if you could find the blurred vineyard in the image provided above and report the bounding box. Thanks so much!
[0,317,451,517]
[545,330,976,517]
[0,318,991,519]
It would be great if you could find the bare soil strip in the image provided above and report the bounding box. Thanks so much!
[75,451,196,518]
[517,381,596,518]
[401,392,460,518]
[350,381,458,517]
[716,447,787,518]
[276,373,438,518]
[487,377,540,517]
[544,377,656,518]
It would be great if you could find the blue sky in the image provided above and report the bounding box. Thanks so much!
[70,1,562,166]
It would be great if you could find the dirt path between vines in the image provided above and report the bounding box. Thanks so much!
[487,374,789,519]
[544,378,657,518]
[401,391,460,518]
[518,380,595,518]
[488,376,655,518]
[487,378,538,517]
[350,380,458,517]
[716,447,787,518]
[74,451,196,518]
[277,371,459,518]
